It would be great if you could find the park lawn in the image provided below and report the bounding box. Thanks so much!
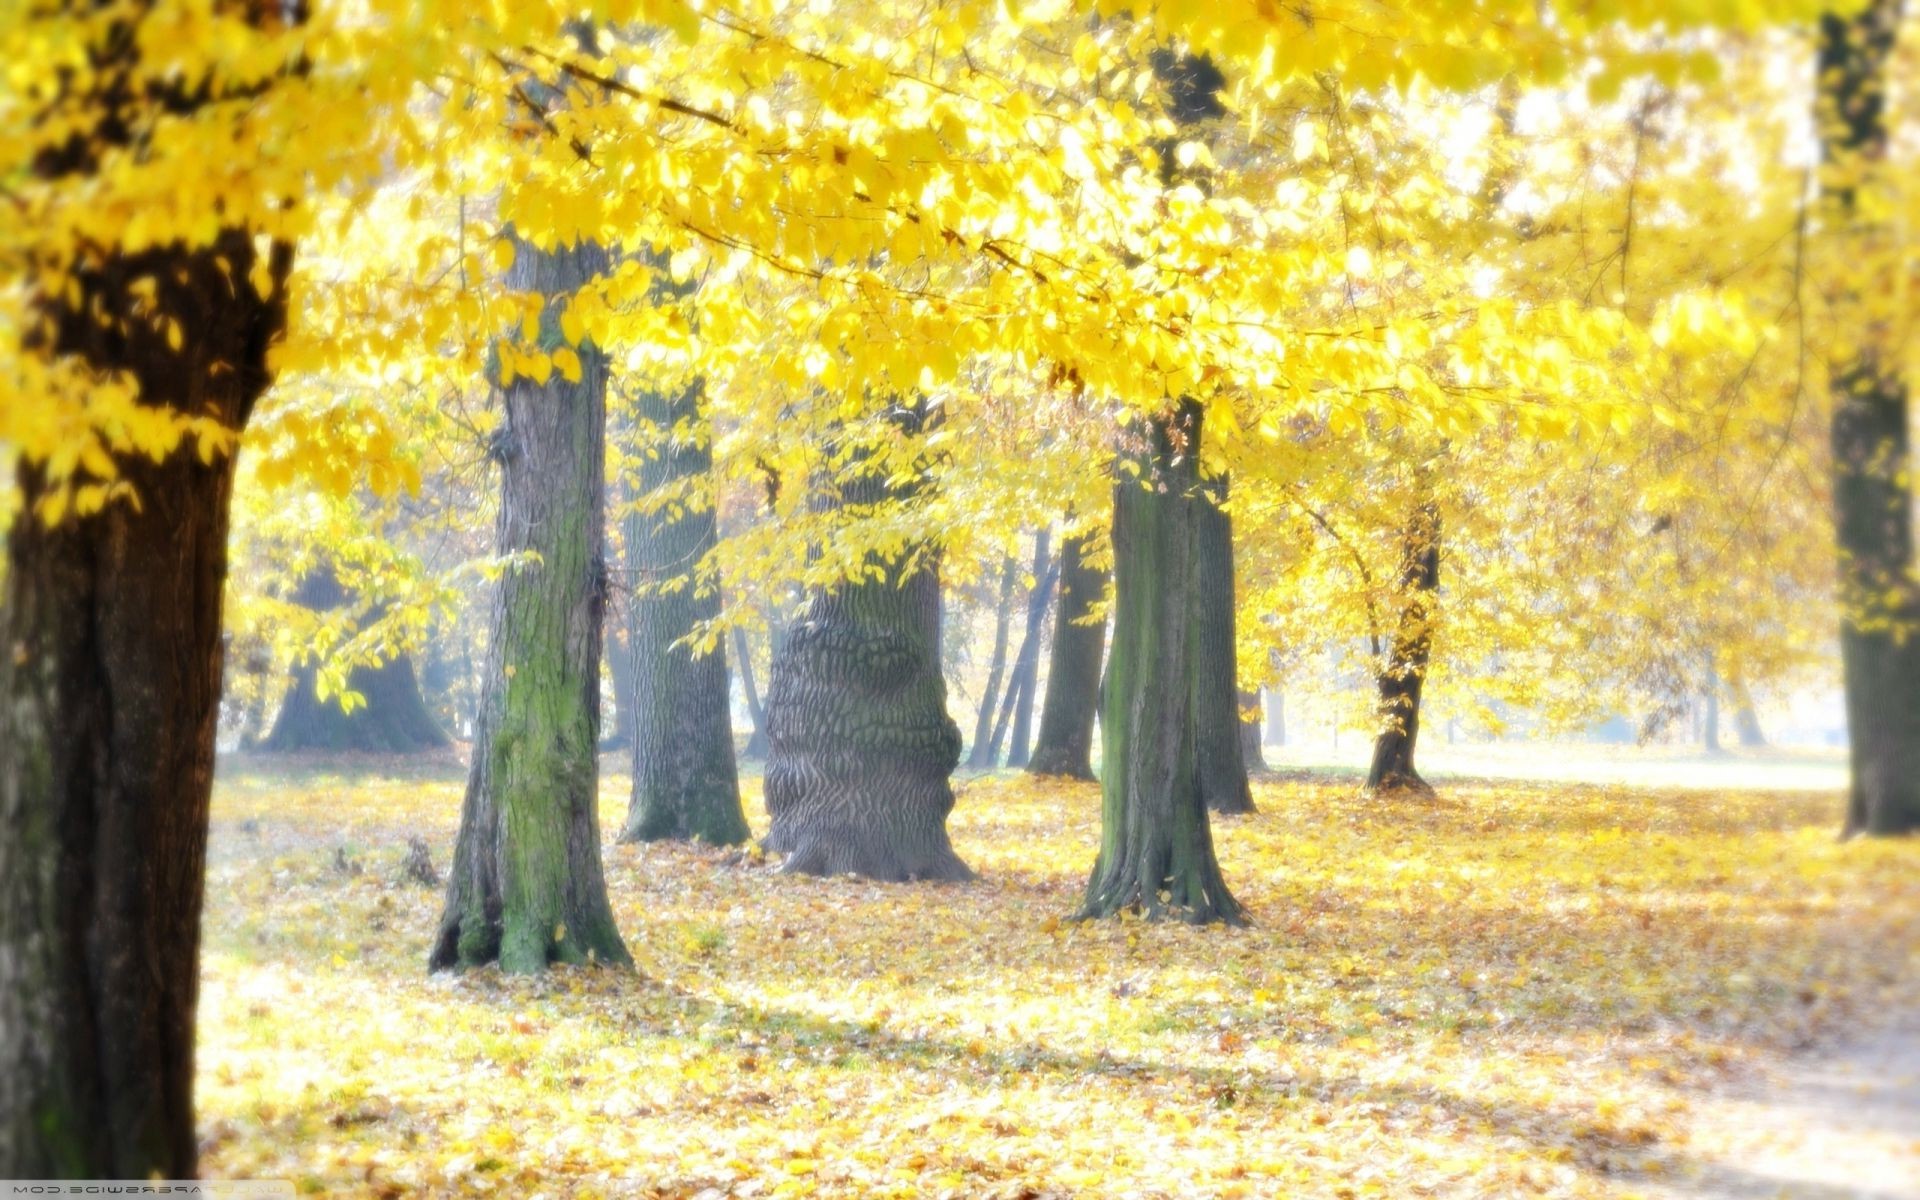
[196,758,1919,1198]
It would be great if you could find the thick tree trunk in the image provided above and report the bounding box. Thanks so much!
[763,404,972,881]
[1194,485,1254,814]
[1005,529,1054,769]
[1027,532,1107,780]
[620,379,748,846]
[1078,404,1243,925]
[1817,0,1920,836]
[967,554,1020,769]
[1366,502,1440,796]
[736,625,771,760]
[0,228,289,1174]
[1238,689,1267,774]
[259,569,449,754]
[430,235,630,974]
[1264,686,1286,749]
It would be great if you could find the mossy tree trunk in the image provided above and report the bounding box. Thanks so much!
[1028,532,1108,780]
[430,234,630,974]
[0,243,290,1178]
[1365,502,1440,796]
[1817,0,1920,836]
[1194,483,1254,814]
[1078,403,1243,925]
[763,404,972,881]
[259,568,449,755]
[967,553,1020,769]
[620,379,748,846]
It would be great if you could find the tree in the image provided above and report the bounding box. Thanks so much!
[620,376,749,846]
[1027,531,1108,780]
[259,568,449,754]
[1195,487,1254,813]
[0,2,296,1177]
[1079,404,1243,923]
[762,404,973,881]
[736,625,772,759]
[1003,528,1055,768]
[1815,0,1920,836]
[1264,686,1286,749]
[1365,500,1440,796]
[968,553,1021,769]
[430,233,630,973]
[1238,690,1268,773]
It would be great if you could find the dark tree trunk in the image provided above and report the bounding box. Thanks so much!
[763,404,972,881]
[1817,0,1920,836]
[1194,484,1254,814]
[1078,403,1243,925]
[1366,502,1440,796]
[430,235,630,974]
[0,226,289,1175]
[736,625,770,760]
[1027,532,1107,780]
[620,378,748,846]
[1238,689,1267,774]
[967,554,1020,769]
[1005,530,1054,768]
[1732,681,1766,748]
[1264,686,1286,749]
[602,619,637,752]
[259,569,448,755]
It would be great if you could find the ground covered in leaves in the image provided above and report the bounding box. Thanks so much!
[198,751,1919,1198]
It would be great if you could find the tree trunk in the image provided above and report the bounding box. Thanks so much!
[1005,529,1054,769]
[1731,680,1766,748]
[1078,403,1243,925]
[762,404,972,881]
[1817,0,1920,836]
[1366,501,1440,796]
[259,569,449,754]
[620,379,748,846]
[736,625,770,760]
[602,618,637,752]
[1027,532,1107,780]
[1702,656,1723,756]
[967,554,1020,769]
[0,220,289,1174]
[1264,686,1286,749]
[1194,484,1254,814]
[430,234,630,974]
[1238,689,1267,773]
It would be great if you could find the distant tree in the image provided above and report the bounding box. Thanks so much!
[1027,532,1108,780]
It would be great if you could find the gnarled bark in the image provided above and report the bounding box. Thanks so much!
[430,235,630,974]
[1028,532,1108,780]
[620,379,748,846]
[1078,404,1243,925]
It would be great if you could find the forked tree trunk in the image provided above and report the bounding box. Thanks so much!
[968,554,1020,769]
[1078,403,1243,925]
[1005,529,1054,768]
[0,228,290,1174]
[736,625,770,760]
[1817,0,1920,836]
[430,235,630,973]
[1366,502,1440,796]
[1027,532,1107,780]
[763,405,972,881]
[1194,485,1254,814]
[259,569,449,754]
[620,379,748,845]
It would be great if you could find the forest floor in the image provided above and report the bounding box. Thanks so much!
[198,746,1918,1198]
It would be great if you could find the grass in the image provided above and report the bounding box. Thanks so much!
[197,752,1917,1198]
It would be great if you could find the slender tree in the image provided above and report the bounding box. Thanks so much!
[1264,685,1286,749]
[603,617,638,751]
[1027,531,1108,779]
[763,403,973,880]
[620,376,749,845]
[0,8,295,1177]
[1079,403,1243,924]
[736,625,771,759]
[968,553,1020,768]
[1005,528,1055,768]
[430,233,630,973]
[1365,501,1440,795]
[1238,689,1267,773]
[259,568,449,754]
[1816,0,1920,836]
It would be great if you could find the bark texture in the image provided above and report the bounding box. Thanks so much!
[967,554,1020,769]
[763,405,972,881]
[1194,485,1254,814]
[430,235,631,974]
[1366,502,1440,796]
[0,235,288,1175]
[736,625,771,760]
[620,380,748,846]
[1079,404,1243,925]
[259,569,449,754]
[1817,0,1920,836]
[1028,533,1108,780]
[1238,689,1267,774]
[1004,529,1054,769]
